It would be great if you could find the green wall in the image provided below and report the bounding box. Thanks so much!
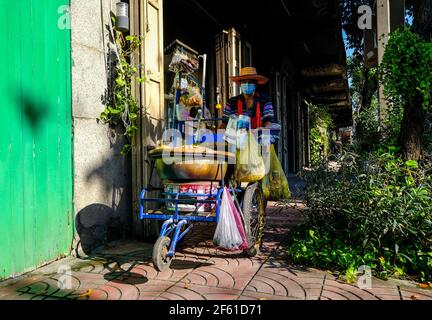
[0,0,73,279]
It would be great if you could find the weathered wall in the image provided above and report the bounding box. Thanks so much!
[71,0,132,256]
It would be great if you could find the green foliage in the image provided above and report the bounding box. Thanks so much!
[287,150,432,282]
[309,104,334,167]
[353,97,381,152]
[379,28,432,111]
[352,28,432,156]
[424,114,432,155]
[347,55,378,113]
[100,18,146,155]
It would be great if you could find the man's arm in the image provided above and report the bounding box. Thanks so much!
[262,100,275,126]
[261,99,280,144]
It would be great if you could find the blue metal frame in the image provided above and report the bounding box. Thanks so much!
[139,186,227,258]
[139,187,224,222]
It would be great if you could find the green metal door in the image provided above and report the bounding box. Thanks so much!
[0,0,73,279]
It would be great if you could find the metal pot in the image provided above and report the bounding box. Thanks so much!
[149,146,235,181]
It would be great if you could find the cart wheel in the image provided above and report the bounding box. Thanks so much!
[152,236,173,272]
[242,182,266,257]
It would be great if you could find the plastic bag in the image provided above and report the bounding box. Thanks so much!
[225,187,248,250]
[234,131,266,182]
[224,115,238,145]
[180,85,203,107]
[261,144,291,200]
[213,187,244,250]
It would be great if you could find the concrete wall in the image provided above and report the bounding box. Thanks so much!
[71,0,132,256]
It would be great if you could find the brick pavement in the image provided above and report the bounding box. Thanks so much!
[0,202,431,300]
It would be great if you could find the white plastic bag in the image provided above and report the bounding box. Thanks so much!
[224,115,237,145]
[213,188,243,250]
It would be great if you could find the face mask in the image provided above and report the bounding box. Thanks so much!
[241,83,256,95]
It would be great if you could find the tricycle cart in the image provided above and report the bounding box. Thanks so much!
[140,142,266,271]
[139,49,265,271]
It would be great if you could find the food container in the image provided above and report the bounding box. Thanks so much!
[164,181,219,212]
[149,145,235,181]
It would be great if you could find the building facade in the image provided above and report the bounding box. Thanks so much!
[0,0,351,279]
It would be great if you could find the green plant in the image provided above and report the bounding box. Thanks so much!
[287,149,432,282]
[380,28,432,111]
[308,104,334,167]
[347,54,378,114]
[353,96,381,152]
[100,18,146,155]
[379,28,432,160]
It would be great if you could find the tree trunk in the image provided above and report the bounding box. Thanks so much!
[413,0,432,39]
[398,100,426,160]
[398,0,431,160]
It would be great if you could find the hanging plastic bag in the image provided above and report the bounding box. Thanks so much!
[261,144,291,200]
[213,187,243,250]
[235,131,266,182]
[224,115,238,145]
[225,187,249,250]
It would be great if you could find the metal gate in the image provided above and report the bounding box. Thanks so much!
[0,0,73,279]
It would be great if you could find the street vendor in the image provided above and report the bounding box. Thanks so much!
[221,66,280,144]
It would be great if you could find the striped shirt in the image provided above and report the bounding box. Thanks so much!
[222,93,275,125]
[222,93,280,143]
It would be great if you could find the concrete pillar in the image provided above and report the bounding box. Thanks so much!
[377,0,391,124]
[71,0,132,256]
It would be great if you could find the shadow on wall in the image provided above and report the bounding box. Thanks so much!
[15,88,50,134]
[74,124,133,257]
[75,203,115,254]
[72,8,135,256]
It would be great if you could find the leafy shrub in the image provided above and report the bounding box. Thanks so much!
[380,28,432,111]
[309,104,334,167]
[287,149,432,282]
[353,97,381,152]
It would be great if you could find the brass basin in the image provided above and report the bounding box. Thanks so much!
[149,145,235,181]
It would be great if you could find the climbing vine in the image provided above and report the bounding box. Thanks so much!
[379,28,432,111]
[309,104,334,167]
[100,18,146,155]
[379,28,432,160]
[380,29,432,109]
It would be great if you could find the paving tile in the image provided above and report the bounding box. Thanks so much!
[323,279,379,300]
[305,289,323,300]
[72,290,105,300]
[161,286,206,300]
[365,287,400,297]
[245,270,308,299]
[239,291,301,300]
[171,283,243,300]
[103,281,141,300]
[2,203,429,301]
[400,288,432,300]
[185,266,236,289]
[375,295,401,300]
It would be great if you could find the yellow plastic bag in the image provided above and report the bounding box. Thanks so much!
[234,131,265,182]
[261,144,291,200]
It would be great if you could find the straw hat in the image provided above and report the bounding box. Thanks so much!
[229,67,269,85]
